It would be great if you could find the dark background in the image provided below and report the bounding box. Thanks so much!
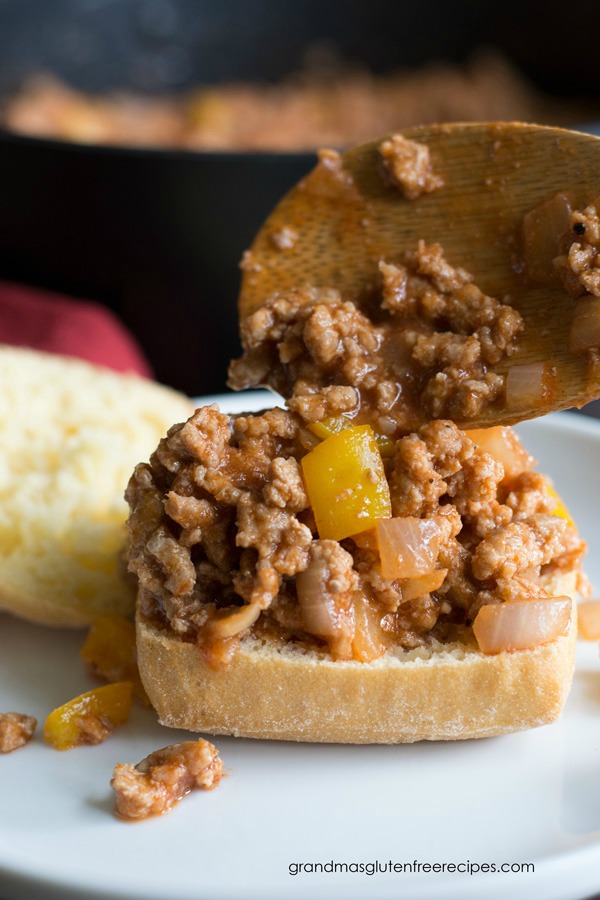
[0,0,600,408]
[0,0,598,97]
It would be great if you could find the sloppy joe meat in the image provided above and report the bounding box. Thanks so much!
[126,407,584,665]
[126,145,585,668]
[527,195,600,359]
[111,739,223,820]
[0,712,37,753]
[228,242,523,434]
[378,134,444,200]
[555,199,600,298]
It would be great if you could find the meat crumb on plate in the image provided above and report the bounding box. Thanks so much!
[111,739,223,820]
[0,712,37,753]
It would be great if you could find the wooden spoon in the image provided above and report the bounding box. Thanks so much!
[237,122,600,430]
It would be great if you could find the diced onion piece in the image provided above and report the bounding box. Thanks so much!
[352,594,388,662]
[400,568,448,602]
[301,425,391,541]
[505,362,552,411]
[522,191,572,284]
[569,297,600,353]
[472,599,572,654]
[376,516,444,580]
[207,603,261,639]
[296,550,355,660]
[577,600,600,641]
[465,426,536,478]
[296,555,343,640]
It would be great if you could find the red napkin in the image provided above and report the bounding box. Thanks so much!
[0,281,152,377]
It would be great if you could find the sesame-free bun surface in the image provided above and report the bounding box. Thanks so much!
[137,570,578,744]
[0,346,194,627]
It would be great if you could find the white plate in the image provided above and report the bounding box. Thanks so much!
[1,394,600,900]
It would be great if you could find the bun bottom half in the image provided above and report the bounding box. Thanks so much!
[137,571,578,744]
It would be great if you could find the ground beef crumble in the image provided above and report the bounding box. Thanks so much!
[126,409,583,664]
[555,200,600,298]
[0,712,37,753]
[378,134,444,200]
[270,225,298,250]
[112,739,222,820]
[228,242,523,432]
[547,198,600,362]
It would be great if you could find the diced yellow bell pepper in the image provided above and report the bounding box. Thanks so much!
[301,424,392,541]
[80,615,149,704]
[308,416,351,441]
[44,682,133,750]
[546,484,573,527]
[308,416,396,457]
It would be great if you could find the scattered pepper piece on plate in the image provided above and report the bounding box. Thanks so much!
[44,682,133,750]
[80,615,149,704]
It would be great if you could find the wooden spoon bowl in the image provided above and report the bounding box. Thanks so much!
[238,122,600,429]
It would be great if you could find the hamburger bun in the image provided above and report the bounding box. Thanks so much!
[136,569,578,744]
[0,346,194,627]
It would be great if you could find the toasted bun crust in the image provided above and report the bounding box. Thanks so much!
[0,346,194,627]
[137,570,578,743]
